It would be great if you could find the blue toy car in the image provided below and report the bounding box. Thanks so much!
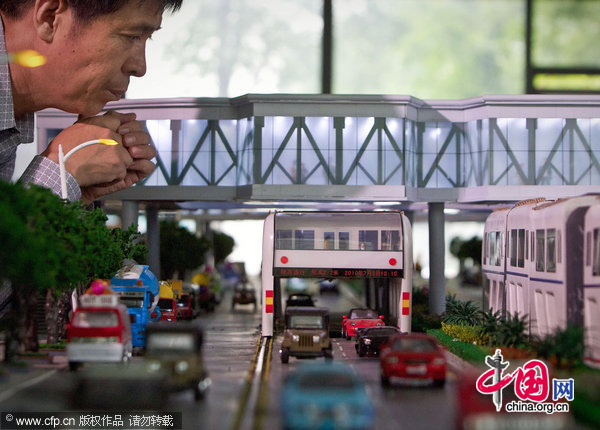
[281,361,374,430]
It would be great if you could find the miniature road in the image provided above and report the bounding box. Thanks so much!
[261,335,457,430]
[0,284,590,430]
[0,291,262,430]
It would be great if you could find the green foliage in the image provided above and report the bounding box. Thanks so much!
[343,279,365,296]
[0,181,146,290]
[480,308,502,347]
[441,322,488,346]
[444,299,482,326]
[0,183,48,287]
[531,325,585,368]
[493,312,529,348]
[427,328,490,364]
[0,183,87,290]
[212,230,235,265]
[159,220,210,279]
[39,339,66,350]
[108,225,147,269]
[410,287,442,332]
[571,371,600,427]
[0,182,146,353]
[443,303,528,349]
[449,236,483,264]
[412,287,430,307]
[412,307,442,333]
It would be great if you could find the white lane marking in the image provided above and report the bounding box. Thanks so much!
[0,369,57,403]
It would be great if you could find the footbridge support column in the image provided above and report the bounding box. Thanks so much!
[146,204,161,278]
[428,202,446,315]
[121,201,139,230]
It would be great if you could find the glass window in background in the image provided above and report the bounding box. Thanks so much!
[532,0,600,93]
[276,229,293,250]
[339,232,349,250]
[358,230,378,250]
[127,0,322,98]
[294,229,315,250]
[324,231,334,249]
[333,0,525,98]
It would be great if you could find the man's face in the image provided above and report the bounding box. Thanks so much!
[46,0,163,116]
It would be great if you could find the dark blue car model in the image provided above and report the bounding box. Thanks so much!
[281,361,374,430]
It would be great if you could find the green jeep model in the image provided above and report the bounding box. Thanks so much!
[280,306,333,363]
[145,322,211,401]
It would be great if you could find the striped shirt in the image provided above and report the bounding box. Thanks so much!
[0,18,81,201]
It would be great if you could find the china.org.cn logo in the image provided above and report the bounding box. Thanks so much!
[476,349,573,414]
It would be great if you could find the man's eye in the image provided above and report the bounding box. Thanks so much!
[122,34,143,41]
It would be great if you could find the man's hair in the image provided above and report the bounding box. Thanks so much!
[0,0,183,21]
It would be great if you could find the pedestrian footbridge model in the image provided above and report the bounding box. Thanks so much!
[36,94,600,204]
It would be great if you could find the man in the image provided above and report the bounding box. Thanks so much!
[0,0,182,203]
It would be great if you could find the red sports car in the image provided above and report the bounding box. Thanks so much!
[380,333,447,387]
[341,308,384,339]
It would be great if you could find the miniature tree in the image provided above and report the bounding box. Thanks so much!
[0,182,147,355]
[159,220,210,279]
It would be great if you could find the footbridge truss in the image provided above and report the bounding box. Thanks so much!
[36,94,600,205]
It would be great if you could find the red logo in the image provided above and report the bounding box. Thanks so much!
[476,349,549,411]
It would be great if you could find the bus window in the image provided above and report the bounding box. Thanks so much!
[536,229,545,272]
[518,229,525,268]
[496,232,503,266]
[490,232,494,263]
[557,230,561,264]
[294,230,315,250]
[276,229,292,250]
[324,232,334,250]
[358,230,378,250]
[381,230,401,251]
[339,232,349,250]
[546,229,556,273]
[483,233,488,264]
[593,229,600,276]
[492,231,502,267]
[586,231,591,267]
[510,229,517,267]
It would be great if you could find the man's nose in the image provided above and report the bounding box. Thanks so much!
[124,46,147,78]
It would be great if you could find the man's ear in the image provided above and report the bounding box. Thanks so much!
[34,0,69,43]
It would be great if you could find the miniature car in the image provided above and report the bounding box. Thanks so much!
[197,284,217,312]
[318,279,339,295]
[144,322,211,401]
[231,284,257,311]
[455,369,572,430]
[150,298,178,322]
[355,326,402,357]
[66,294,132,371]
[341,308,384,339]
[72,362,168,411]
[176,293,193,320]
[285,293,316,307]
[379,333,447,387]
[280,306,333,363]
[281,361,374,430]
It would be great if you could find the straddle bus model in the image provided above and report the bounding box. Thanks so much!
[261,211,413,336]
[482,194,600,369]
